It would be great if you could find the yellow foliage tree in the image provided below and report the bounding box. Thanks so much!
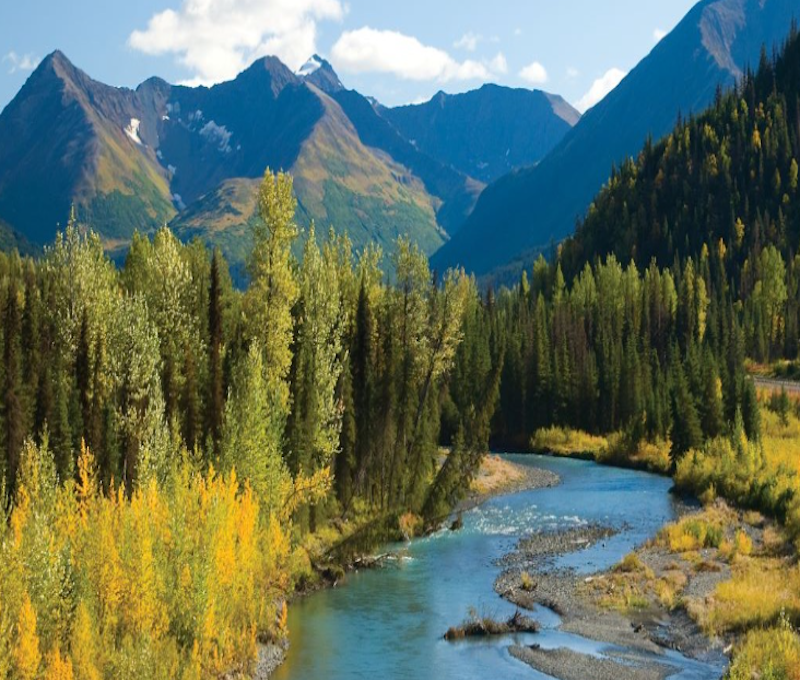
[43,647,75,680]
[70,603,101,680]
[13,593,41,680]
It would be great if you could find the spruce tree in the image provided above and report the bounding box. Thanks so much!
[207,249,225,456]
[3,283,24,488]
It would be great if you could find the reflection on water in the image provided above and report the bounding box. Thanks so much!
[273,455,725,680]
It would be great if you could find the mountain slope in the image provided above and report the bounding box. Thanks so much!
[0,50,175,244]
[328,89,484,235]
[433,0,800,278]
[382,85,580,183]
[166,58,458,260]
[172,82,449,262]
[294,55,483,234]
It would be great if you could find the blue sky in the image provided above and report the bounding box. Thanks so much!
[1,0,697,113]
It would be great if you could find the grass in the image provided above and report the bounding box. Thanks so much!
[520,571,535,592]
[658,516,724,552]
[444,608,539,640]
[470,454,527,496]
[597,432,672,473]
[614,552,648,574]
[584,552,656,612]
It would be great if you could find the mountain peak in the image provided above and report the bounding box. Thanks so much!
[238,55,297,96]
[33,49,81,83]
[297,54,344,94]
[41,49,70,67]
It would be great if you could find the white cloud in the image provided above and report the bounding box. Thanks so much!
[331,27,495,82]
[654,28,668,42]
[513,28,523,37]
[4,51,40,74]
[129,0,344,86]
[575,67,626,112]
[519,61,548,85]
[454,32,481,52]
[566,66,579,79]
[489,52,508,75]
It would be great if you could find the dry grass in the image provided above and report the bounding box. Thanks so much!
[728,618,800,680]
[658,515,724,553]
[598,434,672,473]
[530,427,670,473]
[614,552,650,575]
[584,552,656,612]
[471,454,527,496]
[520,571,536,592]
[655,570,688,608]
[701,559,800,634]
[444,609,540,640]
[398,512,423,540]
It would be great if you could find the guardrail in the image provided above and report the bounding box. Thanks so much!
[752,376,800,394]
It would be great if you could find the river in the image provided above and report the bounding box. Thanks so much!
[273,454,726,680]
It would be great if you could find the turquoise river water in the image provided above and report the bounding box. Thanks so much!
[273,454,727,680]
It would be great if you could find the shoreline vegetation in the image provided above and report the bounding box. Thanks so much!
[491,388,800,679]
[528,426,672,475]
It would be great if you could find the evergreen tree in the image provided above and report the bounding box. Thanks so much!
[3,283,24,488]
[670,358,703,460]
[207,249,225,456]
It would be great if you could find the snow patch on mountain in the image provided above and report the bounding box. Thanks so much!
[124,118,142,145]
[297,56,322,77]
[200,120,232,153]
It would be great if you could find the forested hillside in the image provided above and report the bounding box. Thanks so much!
[562,26,800,364]
[478,28,800,674]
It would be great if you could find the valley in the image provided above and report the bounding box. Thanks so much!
[2,1,800,679]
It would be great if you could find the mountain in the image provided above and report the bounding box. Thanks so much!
[0,52,481,265]
[165,55,457,260]
[0,217,35,255]
[381,85,580,183]
[432,0,800,278]
[0,50,175,246]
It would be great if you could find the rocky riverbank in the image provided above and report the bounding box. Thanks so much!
[253,640,289,680]
[492,502,766,679]
[510,645,674,680]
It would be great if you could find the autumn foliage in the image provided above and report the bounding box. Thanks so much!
[0,438,310,678]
